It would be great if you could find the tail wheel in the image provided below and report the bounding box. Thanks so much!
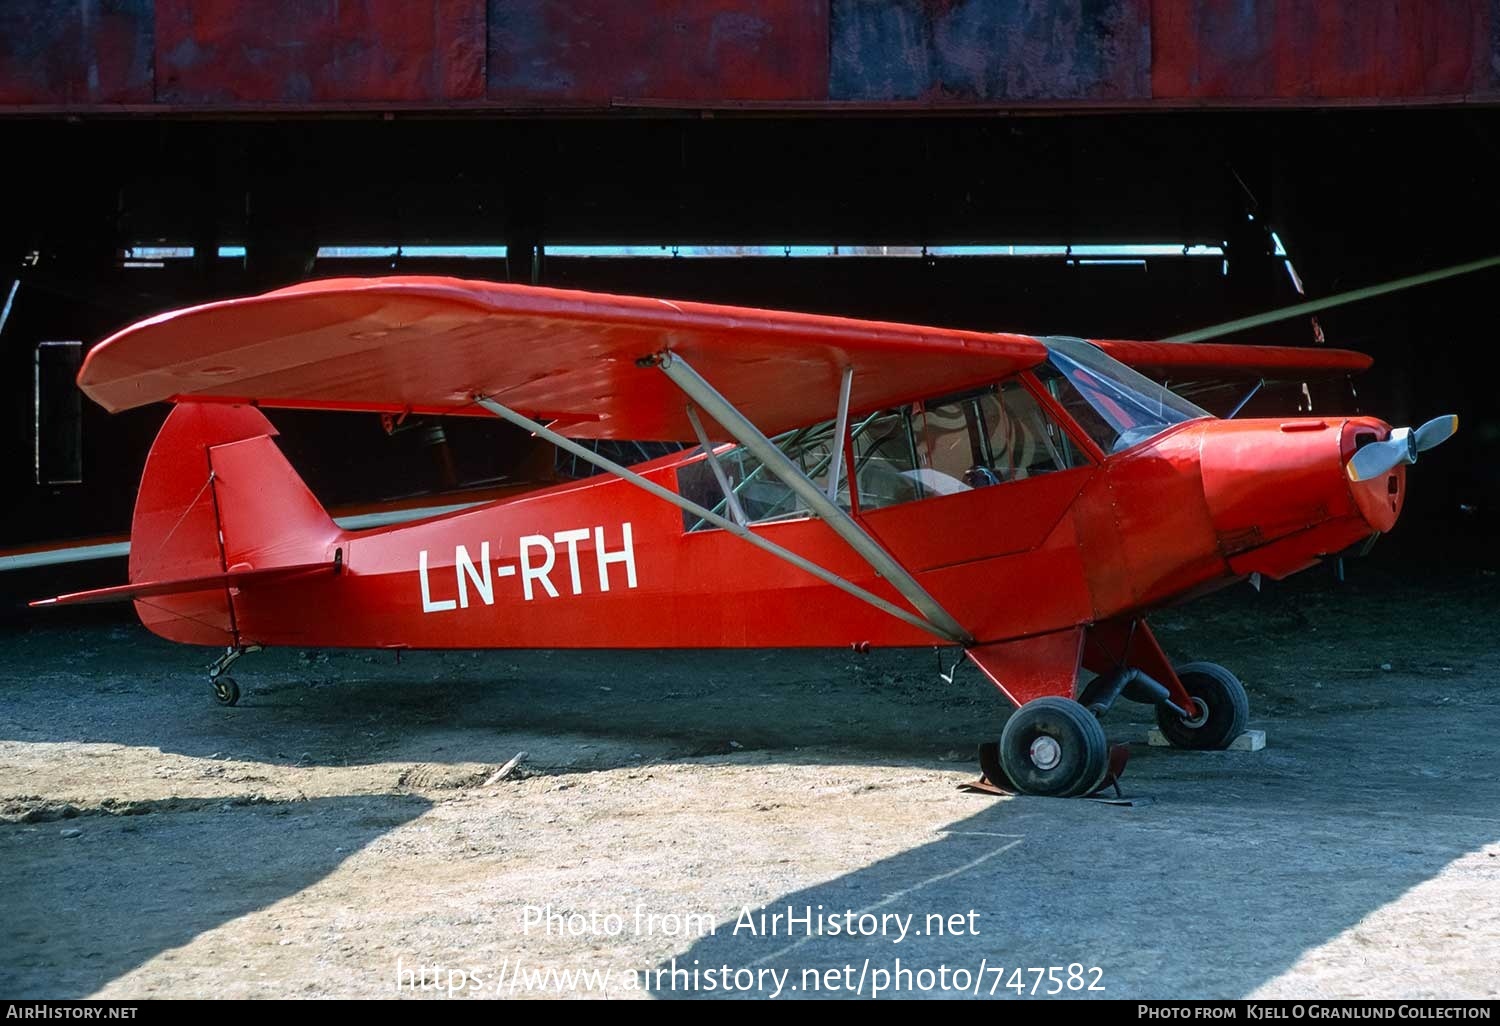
[998,697,1109,798]
[1155,661,1247,750]
[212,676,240,707]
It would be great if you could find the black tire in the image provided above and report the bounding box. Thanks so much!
[998,697,1110,798]
[1155,661,1247,749]
[213,676,240,707]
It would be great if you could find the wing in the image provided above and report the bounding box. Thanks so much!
[1090,339,1372,379]
[78,277,1047,441]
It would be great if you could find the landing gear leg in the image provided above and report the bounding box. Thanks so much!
[207,645,261,707]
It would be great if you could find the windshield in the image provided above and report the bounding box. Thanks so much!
[1036,337,1212,454]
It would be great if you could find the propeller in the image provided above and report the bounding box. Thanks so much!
[1346,415,1458,482]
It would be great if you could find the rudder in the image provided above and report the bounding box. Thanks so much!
[130,403,338,645]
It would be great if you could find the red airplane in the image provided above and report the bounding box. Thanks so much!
[34,277,1457,797]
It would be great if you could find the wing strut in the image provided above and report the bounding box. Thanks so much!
[684,404,748,527]
[825,365,854,502]
[651,351,973,645]
[472,395,963,643]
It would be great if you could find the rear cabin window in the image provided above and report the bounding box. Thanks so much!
[678,419,852,532]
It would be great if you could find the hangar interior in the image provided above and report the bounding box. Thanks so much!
[2,3,1498,601]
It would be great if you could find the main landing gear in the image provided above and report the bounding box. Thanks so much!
[1153,662,1249,750]
[999,697,1110,798]
[207,645,260,706]
[995,660,1249,798]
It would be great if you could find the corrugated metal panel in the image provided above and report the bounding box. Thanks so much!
[830,0,1150,102]
[487,0,828,102]
[0,0,153,105]
[155,0,486,104]
[0,1,1495,111]
[1151,0,1490,100]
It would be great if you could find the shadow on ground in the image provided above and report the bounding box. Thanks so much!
[0,614,1006,767]
[0,793,431,998]
[655,700,1500,999]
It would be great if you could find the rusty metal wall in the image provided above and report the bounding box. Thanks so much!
[0,0,154,105]
[155,0,487,104]
[488,0,828,103]
[829,0,1150,102]
[1,0,1496,111]
[1149,0,1493,101]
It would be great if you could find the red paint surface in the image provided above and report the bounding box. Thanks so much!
[151,405,1378,680]
[76,276,1049,440]
[965,629,1087,707]
[155,0,486,104]
[1091,339,1372,377]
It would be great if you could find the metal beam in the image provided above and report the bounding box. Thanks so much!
[653,353,973,644]
[1166,254,1500,343]
[472,395,956,642]
[826,365,853,502]
[685,403,748,527]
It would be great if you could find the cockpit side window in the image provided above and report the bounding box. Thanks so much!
[913,380,1088,495]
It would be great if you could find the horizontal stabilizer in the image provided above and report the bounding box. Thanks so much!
[31,560,334,608]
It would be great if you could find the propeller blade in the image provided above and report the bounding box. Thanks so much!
[1414,414,1458,452]
[1347,429,1412,482]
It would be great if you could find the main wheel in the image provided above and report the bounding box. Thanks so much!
[998,697,1109,797]
[213,676,240,707]
[1155,661,1247,750]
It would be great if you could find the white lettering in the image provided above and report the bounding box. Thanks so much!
[455,542,493,608]
[419,549,456,613]
[552,528,591,595]
[520,535,559,600]
[595,522,637,592]
[421,523,637,609]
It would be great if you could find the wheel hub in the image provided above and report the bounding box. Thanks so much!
[1028,735,1062,771]
[1180,697,1210,729]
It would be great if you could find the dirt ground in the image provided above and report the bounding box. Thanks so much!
[2,568,1498,1000]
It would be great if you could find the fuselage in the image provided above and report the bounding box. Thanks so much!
[216,401,1402,653]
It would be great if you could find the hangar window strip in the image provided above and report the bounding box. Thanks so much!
[546,243,1226,260]
[112,240,1246,279]
[116,242,1230,265]
[116,245,508,266]
[315,246,509,260]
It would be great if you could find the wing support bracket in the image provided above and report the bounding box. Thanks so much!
[472,395,963,643]
[650,351,973,645]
